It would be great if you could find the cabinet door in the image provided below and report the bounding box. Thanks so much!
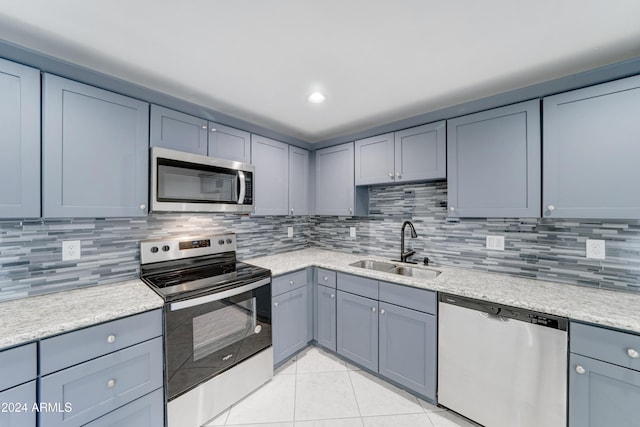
[394,121,446,182]
[208,122,250,163]
[315,142,355,216]
[544,75,640,219]
[0,58,40,218]
[447,100,540,218]
[150,105,207,155]
[314,284,336,351]
[570,353,640,427]
[288,146,309,215]
[355,133,395,185]
[273,285,311,365]
[379,303,436,400]
[251,135,289,215]
[336,291,378,371]
[42,74,149,218]
[0,381,36,427]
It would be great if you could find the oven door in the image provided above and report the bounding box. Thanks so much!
[164,278,271,400]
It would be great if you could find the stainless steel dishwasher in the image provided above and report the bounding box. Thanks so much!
[438,293,568,427]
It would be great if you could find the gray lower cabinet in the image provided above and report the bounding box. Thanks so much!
[0,381,36,427]
[150,104,208,155]
[569,322,640,426]
[42,74,149,218]
[378,303,435,400]
[336,291,379,372]
[543,74,640,219]
[251,135,289,216]
[208,122,251,163]
[82,388,164,427]
[288,146,309,215]
[272,271,313,365]
[314,284,337,351]
[0,58,40,219]
[447,99,540,218]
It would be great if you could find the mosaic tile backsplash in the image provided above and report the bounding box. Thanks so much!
[2,180,640,301]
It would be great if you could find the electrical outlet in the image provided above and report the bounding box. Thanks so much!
[62,240,81,261]
[350,227,356,238]
[486,235,505,251]
[586,239,605,260]
[287,227,293,238]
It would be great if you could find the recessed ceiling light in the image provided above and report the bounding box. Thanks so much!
[308,91,326,103]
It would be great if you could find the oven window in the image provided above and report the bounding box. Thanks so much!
[157,159,238,203]
[192,297,256,361]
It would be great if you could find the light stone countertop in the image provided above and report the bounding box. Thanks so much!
[0,279,164,349]
[246,248,640,334]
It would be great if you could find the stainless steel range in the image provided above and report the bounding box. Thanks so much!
[140,234,273,427]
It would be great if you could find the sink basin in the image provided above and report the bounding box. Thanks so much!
[390,266,441,280]
[349,260,397,272]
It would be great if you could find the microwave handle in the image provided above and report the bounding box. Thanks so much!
[238,171,246,204]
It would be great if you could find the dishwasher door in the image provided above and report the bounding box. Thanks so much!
[438,296,568,427]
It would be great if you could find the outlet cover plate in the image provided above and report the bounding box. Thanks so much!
[586,239,605,260]
[287,227,293,238]
[486,235,505,251]
[350,227,356,238]
[62,240,81,261]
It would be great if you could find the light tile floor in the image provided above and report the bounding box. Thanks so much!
[204,346,477,427]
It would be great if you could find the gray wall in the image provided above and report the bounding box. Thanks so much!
[312,181,640,293]
[2,180,640,302]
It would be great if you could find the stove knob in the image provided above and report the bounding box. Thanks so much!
[162,245,170,252]
[218,239,225,245]
[226,239,233,244]
[150,246,159,253]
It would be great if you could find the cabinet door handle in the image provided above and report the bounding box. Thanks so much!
[575,365,586,375]
[210,127,217,132]
[274,302,279,307]
[627,348,639,358]
[107,379,117,388]
[449,206,455,212]
[395,172,401,179]
[388,172,394,179]
[323,276,328,281]
[106,334,116,344]
[348,208,353,214]
[289,280,294,286]
[371,307,376,312]
[380,308,385,315]
[330,294,335,299]
[201,125,207,130]
[290,208,294,214]
[140,204,146,210]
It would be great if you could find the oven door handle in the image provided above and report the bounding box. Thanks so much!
[170,278,270,311]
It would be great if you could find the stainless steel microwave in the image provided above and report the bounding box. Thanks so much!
[150,147,255,214]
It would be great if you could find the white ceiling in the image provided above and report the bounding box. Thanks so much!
[1,0,640,143]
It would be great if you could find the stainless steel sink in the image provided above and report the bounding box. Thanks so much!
[349,260,397,272]
[349,260,441,280]
[390,266,441,280]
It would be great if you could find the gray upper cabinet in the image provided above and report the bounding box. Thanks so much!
[316,142,364,216]
[208,122,251,163]
[543,75,640,219]
[355,122,446,186]
[150,105,208,155]
[0,58,40,219]
[394,122,446,182]
[251,135,289,215]
[355,133,395,185]
[288,146,309,215]
[43,74,149,218]
[447,100,541,218]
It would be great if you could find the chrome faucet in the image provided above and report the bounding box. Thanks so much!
[400,220,418,263]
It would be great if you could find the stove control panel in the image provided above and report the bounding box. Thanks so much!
[140,234,237,264]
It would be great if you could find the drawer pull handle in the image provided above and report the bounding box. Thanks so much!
[274,302,279,307]
[107,335,116,344]
[323,276,328,281]
[107,379,116,388]
[627,348,639,359]
[575,365,586,375]
[289,280,294,285]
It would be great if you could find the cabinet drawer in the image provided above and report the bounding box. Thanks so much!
[571,322,640,371]
[0,381,36,427]
[316,268,337,288]
[273,269,309,296]
[379,282,436,314]
[0,343,36,392]
[337,273,378,300]
[41,309,162,375]
[84,388,164,427]
[40,337,163,427]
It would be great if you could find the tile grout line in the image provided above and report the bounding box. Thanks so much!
[346,368,365,423]
[292,356,299,425]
